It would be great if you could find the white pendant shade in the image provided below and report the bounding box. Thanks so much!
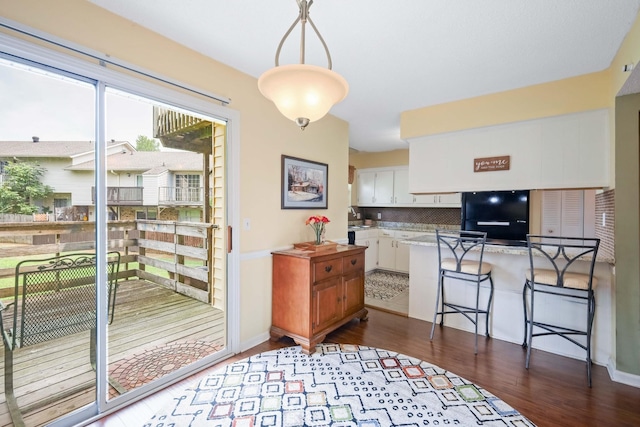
[258,64,349,126]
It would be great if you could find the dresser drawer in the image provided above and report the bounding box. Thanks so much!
[314,257,343,282]
[343,252,365,276]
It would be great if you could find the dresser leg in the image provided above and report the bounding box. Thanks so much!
[269,327,284,341]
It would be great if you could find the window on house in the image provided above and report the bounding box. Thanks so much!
[175,174,200,202]
[178,208,201,222]
[135,209,157,220]
[54,198,69,208]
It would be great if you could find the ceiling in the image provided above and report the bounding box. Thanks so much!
[90,0,640,153]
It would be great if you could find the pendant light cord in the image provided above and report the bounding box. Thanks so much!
[273,0,333,70]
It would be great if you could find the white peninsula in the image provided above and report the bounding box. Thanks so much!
[404,234,615,366]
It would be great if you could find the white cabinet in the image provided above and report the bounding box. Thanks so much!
[541,189,595,238]
[356,170,394,206]
[392,169,414,204]
[354,229,378,272]
[359,167,460,207]
[413,193,461,207]
[377,230,396,271]
[408,109,610,193]
[377,229,425,273]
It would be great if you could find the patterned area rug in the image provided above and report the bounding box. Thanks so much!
[144,344,535,426]
[365,271,409,300]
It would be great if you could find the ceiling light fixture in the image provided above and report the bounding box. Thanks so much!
[258,0,349,130]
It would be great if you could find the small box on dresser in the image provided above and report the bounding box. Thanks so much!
[270,245,368,354]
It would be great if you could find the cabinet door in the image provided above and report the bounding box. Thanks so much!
[343,272,364,317]
[395,241,410,273]
[394,231,413,273]
[312,278,342,332]
[436,193,462,207]
[377,236,395,270]
[541,190,562,235]
[356,236,378,272]
[365,237,378,272]
[374,170,394,205]
[413,194,437,205]
[541,189,586,238]
[393,169,413,205]
[357,171,376,206]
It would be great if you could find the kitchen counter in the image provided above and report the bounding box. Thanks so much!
[402,233,615,264]
[406,237,615,365]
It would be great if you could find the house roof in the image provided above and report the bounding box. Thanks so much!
[68,150,202,172]
[0,140,202,173]
[0,140,131,158]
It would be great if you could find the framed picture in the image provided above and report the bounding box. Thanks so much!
[281,155,328,209]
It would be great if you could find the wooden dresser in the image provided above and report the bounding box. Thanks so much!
[271,245,368,354]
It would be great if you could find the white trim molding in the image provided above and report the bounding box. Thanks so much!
[608,358,640,388]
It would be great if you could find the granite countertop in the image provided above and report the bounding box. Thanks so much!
[348,222,457,233]
[402,234,615,265]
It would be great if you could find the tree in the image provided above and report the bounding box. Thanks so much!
[135,135,160,151]
[0,161,53,214]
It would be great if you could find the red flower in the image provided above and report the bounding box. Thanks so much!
[306,215,330,244]
[306,215,330,225]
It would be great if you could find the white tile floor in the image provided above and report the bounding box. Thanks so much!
[365,287,409,315]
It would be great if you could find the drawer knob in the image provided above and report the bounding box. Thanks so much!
[350,259,357,265]
[325,265,332,272]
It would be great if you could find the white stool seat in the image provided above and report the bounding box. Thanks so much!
[525,268,597,290]
[442,259,492,275]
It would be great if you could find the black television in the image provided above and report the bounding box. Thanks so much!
[461,190,530,245]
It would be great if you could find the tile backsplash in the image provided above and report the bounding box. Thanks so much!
[595,189,614,260]
[350,207,461,225]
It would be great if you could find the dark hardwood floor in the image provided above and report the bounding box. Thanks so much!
[90,308,640,427]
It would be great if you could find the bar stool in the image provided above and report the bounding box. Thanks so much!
[522,235,600,386]
[430,230,494,354]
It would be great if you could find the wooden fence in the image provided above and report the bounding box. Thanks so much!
[0,213,52,223]
[136,220,214,303]
[0,220,216,303]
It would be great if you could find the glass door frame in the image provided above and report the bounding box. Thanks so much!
[0,28,241,425]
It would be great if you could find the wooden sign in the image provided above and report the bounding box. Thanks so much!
[474,155,510,172]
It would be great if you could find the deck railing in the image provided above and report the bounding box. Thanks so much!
[158,186,204,205]
[0,220,215,303]
[154,107,206,138]
[92,186,144,205]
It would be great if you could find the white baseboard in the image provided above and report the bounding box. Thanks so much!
[607,357,640,388]
[240,332,270,353]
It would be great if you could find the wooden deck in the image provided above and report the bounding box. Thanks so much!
[0,279,225,426]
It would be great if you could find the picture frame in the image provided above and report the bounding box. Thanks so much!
[281,155,328,209]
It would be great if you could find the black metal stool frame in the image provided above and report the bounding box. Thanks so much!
[522,234,600,387]
[430,230,494,354]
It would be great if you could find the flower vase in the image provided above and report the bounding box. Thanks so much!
[314,225,324,245]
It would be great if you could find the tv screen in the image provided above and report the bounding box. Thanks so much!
[461,190,530,243]
[462,190,529,221]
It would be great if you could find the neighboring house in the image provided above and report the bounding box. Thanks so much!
[0,139,204,222]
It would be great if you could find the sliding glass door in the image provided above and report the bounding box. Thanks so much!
[0,34,234,425]
[0,57,100,426]
[104,87,229,403]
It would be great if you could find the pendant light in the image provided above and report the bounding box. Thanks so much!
[258,0,349,130]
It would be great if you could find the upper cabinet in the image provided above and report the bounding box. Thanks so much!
[356,170,394,206]
[356,167,460,207]
[407,109,610,193]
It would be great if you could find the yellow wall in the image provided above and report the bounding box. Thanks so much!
[0,0,349,345]
[350,149,409,169]
[400,71,612,140]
